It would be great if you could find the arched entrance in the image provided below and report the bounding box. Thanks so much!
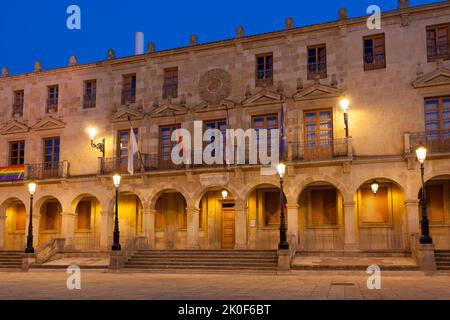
[1,198,27,251]
[116,192,143,245]
[297,182,344,251]
[72,195,102,251]
[154,191,187,249]
[419,175,450,249]
[198,188,235,249]
[355,178,407,251]
[38,197,63,245]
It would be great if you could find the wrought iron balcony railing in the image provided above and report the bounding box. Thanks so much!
[289,138,350,162]
[408,131,450,154]
[83,94,96,109]
[46,98,58,113]
[12,102,23,117]
[26,161,64,180]
[121,89,136,105]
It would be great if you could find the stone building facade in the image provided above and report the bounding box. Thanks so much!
[1,1,450,261]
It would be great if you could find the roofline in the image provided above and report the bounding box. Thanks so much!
[2,0,449,80]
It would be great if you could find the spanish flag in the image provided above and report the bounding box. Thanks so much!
[0,165,25,182]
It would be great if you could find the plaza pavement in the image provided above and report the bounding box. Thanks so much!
[0,270,449,300]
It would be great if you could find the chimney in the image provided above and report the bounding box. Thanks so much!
[135,32,144,55]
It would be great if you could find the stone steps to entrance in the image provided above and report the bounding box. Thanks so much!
[124,250,278,273]
[0,251,23,269]
[435,250,450,271]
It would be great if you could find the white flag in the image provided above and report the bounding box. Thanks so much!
[128,129,138,175]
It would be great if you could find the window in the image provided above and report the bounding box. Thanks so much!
[425,184,445,223]
[15,203,26,231]
[310,189,337,225]
[204,119,227,158]
[83,80,97,109]
[424,97,450,141]
[117,129,139,165]
[47,85,59,112]
[9,141,25,165]
[43,202,61,230]
[427,24,450,61]
[303,109,333,160]
[76,200,92,230]
[122,74,136,104]
[261,190,286,227]
[13,90,24,116]
[163,68,178,99]
[43,137,60,164]
[255,53,273,86]
[307,45,327,80]
[252,114,278,152]
[159,124,181,164]
[363,34,386,71]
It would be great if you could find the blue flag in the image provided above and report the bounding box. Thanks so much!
[280,102,287,160]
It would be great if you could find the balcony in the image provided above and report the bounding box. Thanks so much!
[307,61,327,80]
[99,155,186,175]
[26,161,67,180]
[46,98,58,113]
[121,89,136,105]
[406,131,450,156]
[364,53,386,71]
[12,102,23,117]
[289,138,351,163]
[83,94,96,109]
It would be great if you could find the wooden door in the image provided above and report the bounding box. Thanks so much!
[221,204,235,249]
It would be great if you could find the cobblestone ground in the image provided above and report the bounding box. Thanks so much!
[0,270,449,300]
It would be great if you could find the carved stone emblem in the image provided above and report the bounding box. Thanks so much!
[198,68,232,104]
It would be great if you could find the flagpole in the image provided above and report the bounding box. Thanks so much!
[127,115,145,172]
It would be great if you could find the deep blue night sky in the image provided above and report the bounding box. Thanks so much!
[0,0,444,75]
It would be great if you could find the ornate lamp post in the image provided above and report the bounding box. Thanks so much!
[88,128,105,158]
[340,98,350,138]
[416,146,432,244]
[277,163,289,250]
[112,174,122,251]
[25,182,36,253]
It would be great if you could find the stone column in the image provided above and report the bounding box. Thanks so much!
[234,201,248,249]
[186,206,200,249]
[287,204,299,246]
[343,201,358,251]
[100,211,113,250]
[405,199,420,236]
[61,212,76,248]
[0,215,5,250]
[142,208,155,249]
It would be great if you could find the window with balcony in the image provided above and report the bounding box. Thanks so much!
[307,45,327,80]
[47,85,59,112]
[13,90,24,116]
[255,53,273,87]
[9,141,25,165]
[83,80,97,109]
[117,129,139,166]
[252,114,278,152]
[424,97,450,143]
[43,137,60,176]
[163,67,178,99]
[122,74,136,105]
[363,34,386,71]
[427,24,450,61]
[204,119,227,158]
[159,124,181,167]
[303,109,333,160]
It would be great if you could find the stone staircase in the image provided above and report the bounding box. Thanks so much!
[124,250,278,273]
[435,250,450,271]
[0,251,23,269]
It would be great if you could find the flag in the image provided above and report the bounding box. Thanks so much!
[128,128,139,175]
[280,102,287,161]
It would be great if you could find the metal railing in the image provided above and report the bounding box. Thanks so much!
[409,131,450,154]
[364,53,386,71]
[307,61,327,80]
[359,228,407,251]
[121,89,136,105]
[303,229,344,251]
[83,94,96,109]
[12,102,23,116]
[27,161,63,180]
[46,98,58,113]
[70,234,101,251]
[290,138,349,162]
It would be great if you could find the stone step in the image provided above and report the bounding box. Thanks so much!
[130,255,277,260]
[292,265,420,271]
[124,264,277,270]
[129,258,277,263]
[125,260,277,266]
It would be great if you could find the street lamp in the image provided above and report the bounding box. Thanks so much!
[277,163,289,250]
[25,182,37,253]
[112,174,121,251]
[340,98,350,138]
[416,146,432,244]
[370,180,379,195]
[221,190,228,200]
[88,127,105,158]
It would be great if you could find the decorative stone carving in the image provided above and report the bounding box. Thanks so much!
[400,13,410,27]
[331,74,338,87]
[236,26,244,38]
[34,61,42,72]
[69,55,77,66]
[338,8,348,20]
[416,63,423,77]
[1,67,9,77]
[296,78,304,92]
[398,0,409,9]
[198,68,232,104]
[245,85,252,98]
[285,17,294,30]
[147,42,155,53]
[107,49,115,60]
[189,34,198,46]
[277,81,284,94]
[180,94,187,106]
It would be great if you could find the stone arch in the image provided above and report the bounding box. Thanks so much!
[351,175,406,198]
[193,184,241,209]
[149,187,190,211]
[70,193,105,213]
[294,175,350,204]
[0,195,29,219]
[243,182,284,203]
[34,194,64,216]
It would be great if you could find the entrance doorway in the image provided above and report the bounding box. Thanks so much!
[221,202,235,249]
